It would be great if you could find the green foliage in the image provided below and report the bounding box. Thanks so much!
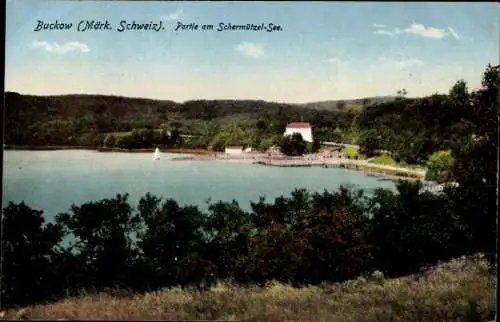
[103,134,116,147]
[371,154,397,166]
[310,139,322,153]
[280,133,308,156]
[212,140,226,152]
[136,194,207,286]
[356,83,477,164]
[449,79,469,106]
[1,202,65,307]
[256,136,277,151]
[358,129,380,157]
[4,94,361,148]
[451,63,499,262]
[3,180,484,309]
[368,181,464,274]
[54,194,139,290]
[342,147,365,160]
[425,150,455,183]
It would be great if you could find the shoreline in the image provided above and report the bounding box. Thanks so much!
[4,145,211,155]
[175,153,426,182]
[5,146,426,182]
[255,159,425,181]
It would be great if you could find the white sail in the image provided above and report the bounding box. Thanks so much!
[153,147,161,160]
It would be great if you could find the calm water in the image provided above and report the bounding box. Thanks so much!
[3,150,397,221]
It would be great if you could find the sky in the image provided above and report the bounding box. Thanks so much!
[5,1,500,103]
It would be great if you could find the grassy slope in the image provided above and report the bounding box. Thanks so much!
[4,254,494,321]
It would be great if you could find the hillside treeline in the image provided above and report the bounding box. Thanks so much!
[4,93,361,149]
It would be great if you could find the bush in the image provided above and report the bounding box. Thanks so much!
[425,150,454,183]
[280,133,308,156]
[212,141,226,152]
[342,147,365,160]
[310,140,321,153]
[371,154,397,166]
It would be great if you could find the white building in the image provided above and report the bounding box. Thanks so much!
[283,122,313,142]
[225,146,244,154]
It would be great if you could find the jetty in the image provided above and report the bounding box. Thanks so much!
[254,158,342,168]
[253,157,426,180]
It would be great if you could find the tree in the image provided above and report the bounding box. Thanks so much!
[169,129,182,148]
[257,136,276,152]
[425,150,455,183]
[359,129,381,157]
[204,200,255,283]
[280,133,308,156]
[136,194,207,287]
[1,202,65,308]
[396,88,408,99]
[256,119,268,133]
[55,194,139,289]
[103,134,116,148]
[158,129,171,146]
[449,79,469,107]
[451,64,499,262]
[368,181,463,277]
[303,189,373,282]
[310,139,321,153]
[212,140,226,152]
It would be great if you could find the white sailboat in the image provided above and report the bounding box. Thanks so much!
[153,147,161,160]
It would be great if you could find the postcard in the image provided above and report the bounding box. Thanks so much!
[3,1,498,320]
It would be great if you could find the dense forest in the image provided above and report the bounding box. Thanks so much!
[2,64,498,309]
[4,92,370,150]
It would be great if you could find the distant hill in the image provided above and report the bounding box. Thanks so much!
[299,96,398,111]
[5,92,383,124]
[4,92,399,146]
[5,92,370,145]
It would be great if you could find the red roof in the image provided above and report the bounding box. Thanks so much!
[286,122,311,129]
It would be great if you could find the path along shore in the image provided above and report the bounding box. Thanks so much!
[173,152,427,182]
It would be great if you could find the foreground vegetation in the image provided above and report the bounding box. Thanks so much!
[3,254,494,321]
[2,177,496,311]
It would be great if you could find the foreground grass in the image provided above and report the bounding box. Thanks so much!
[3,255,494,321]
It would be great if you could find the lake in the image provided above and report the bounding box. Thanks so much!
[3,150,397,221]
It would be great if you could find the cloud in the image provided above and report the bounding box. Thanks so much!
[31,40,90,54]
[374,29,396,37]
[401,23,447,39]
[163,9,184,21]
[447,27,461,40]
[372,23,386,28]
[372,23,448,39]
[235,42,264,58]
[394,58,424,68]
